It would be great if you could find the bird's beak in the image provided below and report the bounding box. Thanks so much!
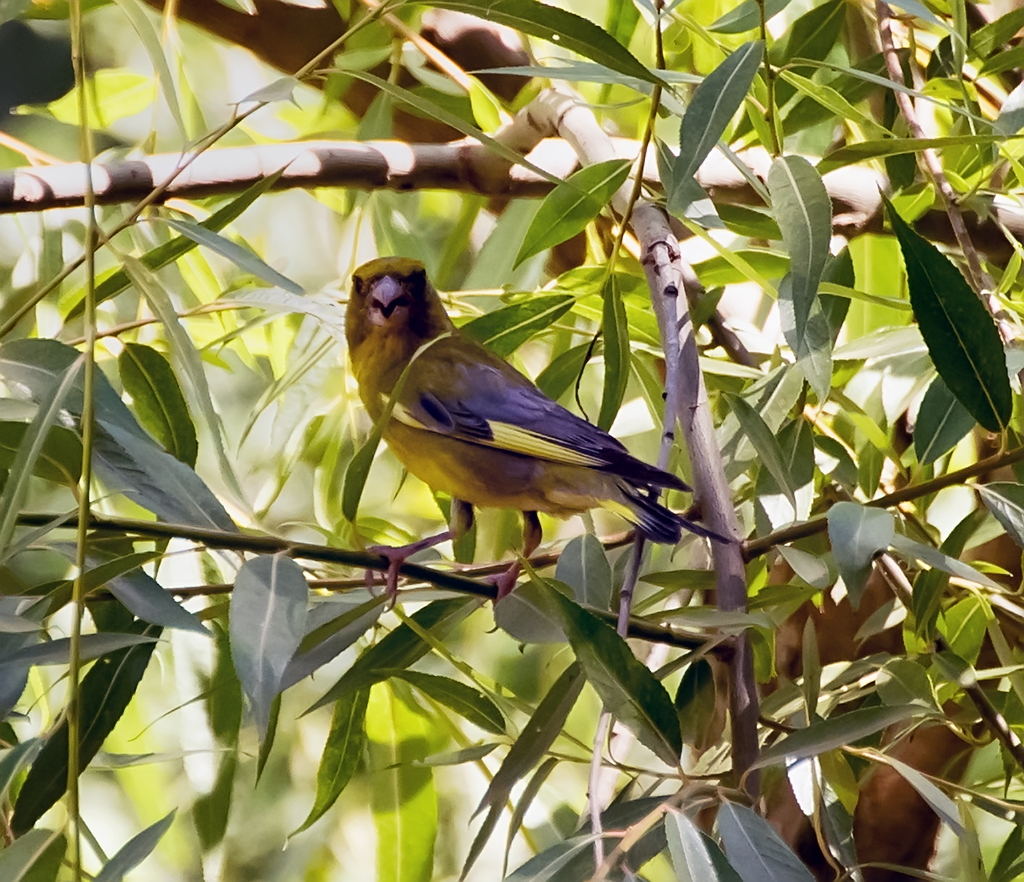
[367,275,412,326]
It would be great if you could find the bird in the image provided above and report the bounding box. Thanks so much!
[345,256,726,601]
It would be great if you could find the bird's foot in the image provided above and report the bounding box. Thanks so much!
[487,560,523,602]
[366,529,454,608]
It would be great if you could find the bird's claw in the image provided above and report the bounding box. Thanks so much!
[366,545,406,609]
[487,560,523,602]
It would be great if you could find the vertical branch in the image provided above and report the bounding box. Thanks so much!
[67,0,96,877]
[632,206,759,798]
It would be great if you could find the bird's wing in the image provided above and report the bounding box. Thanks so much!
[391,337,688,491]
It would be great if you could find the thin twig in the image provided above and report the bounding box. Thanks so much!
[875,553,1024,771]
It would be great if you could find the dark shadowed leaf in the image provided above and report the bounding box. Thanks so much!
[718,802,816,882]
[536,340,598,401]
[293,687,369,834]
[884,197,1011,432]
[517,159,631,266]
[119,342,198,467]
[398,670,505,735]
[230,554,308,739]
[0,738,42,801]
[461,294,574,358]
[556,534,612,609]
[725,392,796,509]
[0,422,81,486]
[11,622,160,835]
[542,585,681,766]
[93,810,176,882]
[915,375,976,464]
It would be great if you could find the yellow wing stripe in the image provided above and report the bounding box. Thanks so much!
[487,421,604,467]
[390,402,604,468]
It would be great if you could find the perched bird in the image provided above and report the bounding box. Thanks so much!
[345,256,725,600]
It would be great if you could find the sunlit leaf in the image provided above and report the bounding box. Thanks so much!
[598,273,629,431]
[461,294,574,358]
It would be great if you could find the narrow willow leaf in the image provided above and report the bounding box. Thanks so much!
[710,0,790,32]
[535,340,597,401]
[476,662,583,814]
[668,812,741,882]
[398,671,505,735]
[889,533,1000,590]
[516,159,631,266]
[542,585,682,766]
[0,738,42,801]
[460,294,574,358]
[678,41,763,180]
[92,418,236,531]
[118,342,198,467]
[293,688,369,834]
[0,422,82,486]
[106,567,210,636]
[718,802,817,882]
[193,754,236,850]
[504,757,559,872]
[724,392,796,509]
[230,555,308,739]
[425,0,660,85]
[11,623,160,835]
[879,755,965,835]
[93,809,176,882]
[282,596,385,689]
[66,168,286,318]
[161,218,303,294]
[754,705,925,768]
[598,273,629,431]
[366,683,437,882]
[0,358,80,563]
[827,502,894,607]
[675,660,718,750]
[819,134,1021,173]
[0,829,66,882]
[884,198,1011,432]
[977,483,1024,548]
[306,598,475,713]
[555,533,612,609]
[768,156,832,350]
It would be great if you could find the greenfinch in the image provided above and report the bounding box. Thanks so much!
[346,256,723,600]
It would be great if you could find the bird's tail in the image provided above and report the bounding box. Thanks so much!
[614,486,731,545]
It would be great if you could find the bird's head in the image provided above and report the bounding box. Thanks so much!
[346,257,454,352]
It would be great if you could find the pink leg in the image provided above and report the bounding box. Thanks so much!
[492,511,542,601]
[368,530,452,604]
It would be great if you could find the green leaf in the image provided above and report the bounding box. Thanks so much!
[423,0,660,85]
[366,683,437,882]
[678,41,764,180]
[230,555,308,740]
[668,812,742,882]
[710,0,790,33]
[106,565,210,636]
[192,754,236,851]
[915,375,976,464]
[884,197,1011,432]
[293,687,369,834]
[460,294,574,358]
[0,829,66,882]
[598,273,629,431]
[978,483,1024,548]
[476,662,583,814]
[93,810,176,882]
[542,584,682,766]
[0,422,82,486]
[718,802,816,882]
[768,156,832,351]
[724,392,796,509]
[0,738,43,802]
[940,596,987,665]
[826,502,893,607]
[306,598,475,713]
[818,134,1022,173]
[754,705,927,768]
[516,159,631,266]
[889,533,999,590]
[160,217,303,293]
[555,533,612,609]
[119,343,198,467]
[675,660,717,750]
[11,622,161,835]
[535,340,596,400]
[398,670,505,735]
[879,755,965,836]
[282,596,385,689]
